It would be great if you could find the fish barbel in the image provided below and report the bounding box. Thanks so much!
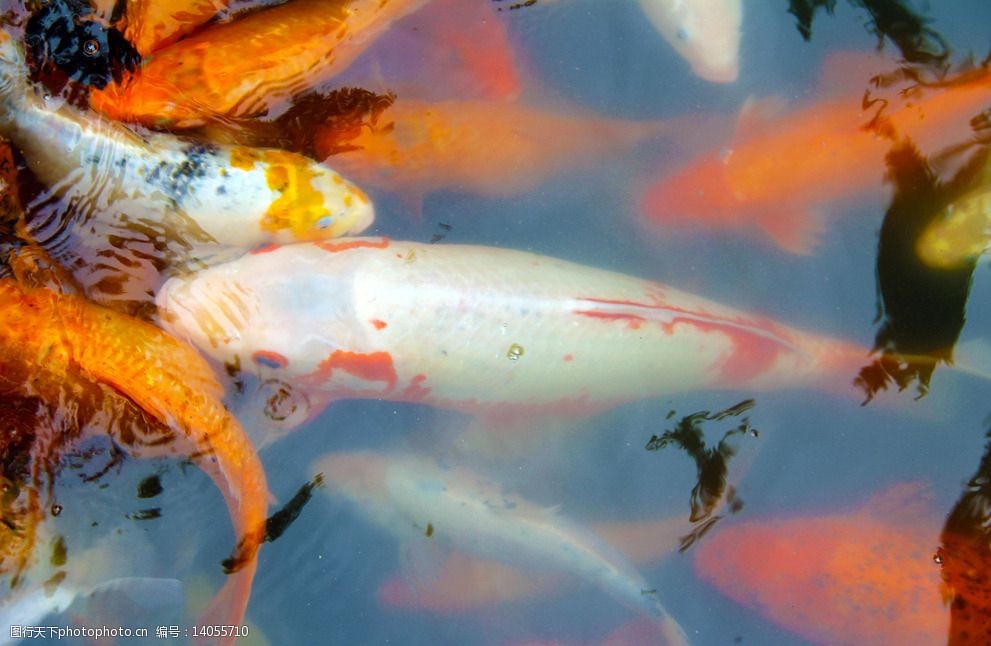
[0,29,373,252]
[0,278,269,643]
[157,238,866,425]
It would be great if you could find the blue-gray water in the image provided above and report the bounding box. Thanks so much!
[7,0,991,644]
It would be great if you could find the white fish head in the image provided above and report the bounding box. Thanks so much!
[640,0,742,83]
[156,244,361,379]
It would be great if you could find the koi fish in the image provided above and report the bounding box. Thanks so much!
[0,277,269,641]
[637,0,742,83]
[314,97,682,200]
[693,483,948,645]
[378,517,689,612]
[156,238,865,430]
[312,451,689,644]
[124,0,228,55]
[90,0,431,128]
[642,57,991,254]
[0,29,373,251]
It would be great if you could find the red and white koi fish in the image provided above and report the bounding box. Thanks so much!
[156,237,866,427]
[312,451,689,644]
[0,29,373,252]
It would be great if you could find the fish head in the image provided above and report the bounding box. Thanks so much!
[156,244,363,380]
[252,151,376,243]
[642,155,743,228]
[640,0,742,83]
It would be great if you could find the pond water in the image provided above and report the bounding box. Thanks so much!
[1,0,990,644]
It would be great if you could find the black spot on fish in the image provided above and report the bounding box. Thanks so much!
[136,474,163,498]
[425,523,434,537]
[141,144,219,209]
[50,535,67,566]
[127,508,162,520]
[263,474,323,544]
[25,0,140,89]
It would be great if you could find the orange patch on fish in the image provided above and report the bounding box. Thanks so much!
[370,319,388,330]
[309,350,398,392]
[124,0,228,55]
[315,237,391,253]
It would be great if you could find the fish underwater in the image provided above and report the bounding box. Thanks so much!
[637,0,743,83]
[89,0,432,128]
[0,274,269,639]
[377,516,693,612]
[124,0,229,55]
[312,451,689,644]
[641,54,991,254]
[0,29,373,249]
[313,97,683,202]
[156,238,867,433]
[693,482,949,645]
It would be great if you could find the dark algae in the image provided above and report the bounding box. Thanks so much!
[857,142,983,402]
[646,400,755,551]
[262,473,324,544]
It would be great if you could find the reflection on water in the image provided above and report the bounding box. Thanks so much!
[0,0,989,644]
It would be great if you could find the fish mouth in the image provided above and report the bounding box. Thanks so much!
[155,273,251,355]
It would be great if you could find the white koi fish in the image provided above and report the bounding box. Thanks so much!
[0,29,373,252]
[312,451,689,644]
[156,238,865,427]
[638,0,742,83]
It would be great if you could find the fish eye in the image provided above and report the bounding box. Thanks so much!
[676,28,689,41]
[82,39,100,57]
[315,215,334,229]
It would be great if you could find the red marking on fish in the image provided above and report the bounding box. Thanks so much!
[309,350,398,392]
[315,237,390,253]
[252,350,289,369]
[574,295,795,385]
[370,319,388,330]
[563,354,573,362]
[250,243,281,255]
[574,309,646,330]
[400,373,431,401]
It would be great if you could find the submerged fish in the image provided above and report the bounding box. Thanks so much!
[157,238,865,430]
[314,97,680,200]
[693,483,948,644]
[378,517,691,612]
[0,28,373,251]
[642,56,991,253]
[0,277,269,639]
[637,0,742,83]
[313,451,688,644]
[90,0,431,128]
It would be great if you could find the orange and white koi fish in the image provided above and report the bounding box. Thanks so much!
[0,278,269,642]
[156,237,865,429]
[642,56,991,254]
[638,0,742,83]
[312,451,689,644]
[315,97,681,200]
[693,483,947,645]
[0,30,373,253]
[90,0,431,128]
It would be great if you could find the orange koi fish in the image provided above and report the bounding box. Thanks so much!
[353,0,521,102]
[0,277,269,641]
[693,483,948,644]
[90,0,431,128]
[124,0,228,55]
[642,55,991,254]
[314,98,681,200]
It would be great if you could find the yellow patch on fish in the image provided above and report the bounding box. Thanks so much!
[259,150,330,240]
